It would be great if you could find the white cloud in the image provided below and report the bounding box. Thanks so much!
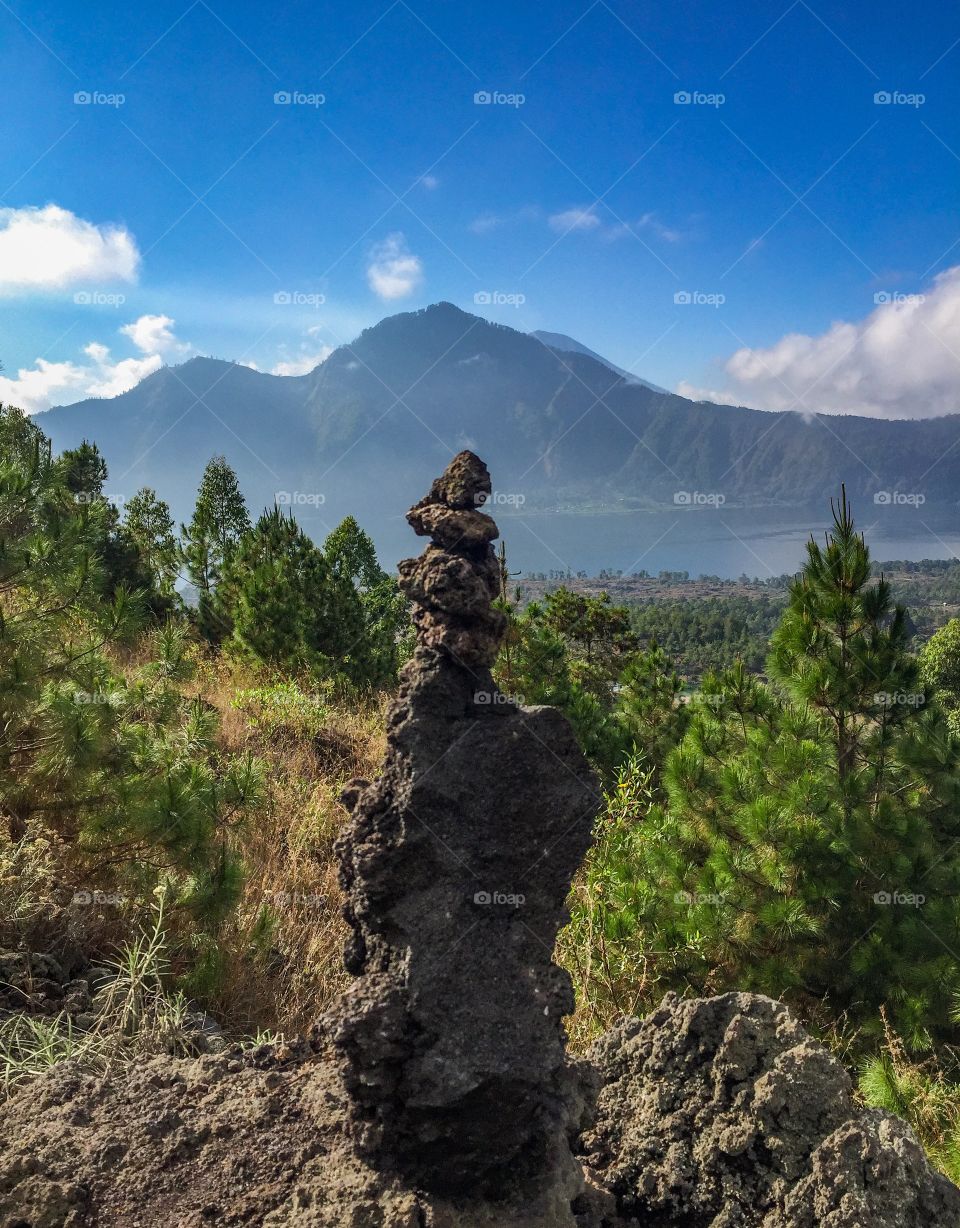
[419,174,440,190]
[548,206,684,243]
[469,213,502,235]
[468,205,541,235]
[120,313,188,356]
[0,314,188,413]
[82,348,163,399]
[677,266,960,419]
[0,204,140,294]
[636,212,682,243]
[548,206,602,233]
[366,233,423,300]
[272,345,333,376]
[0,359,90,412]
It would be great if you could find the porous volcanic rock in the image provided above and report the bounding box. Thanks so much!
[580,991,960,1227]
[327,450,601,1217]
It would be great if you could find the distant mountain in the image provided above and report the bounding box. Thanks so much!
[37,302,960,567]
[529,329,668,394]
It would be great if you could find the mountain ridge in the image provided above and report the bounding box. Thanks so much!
[35,303,960,564]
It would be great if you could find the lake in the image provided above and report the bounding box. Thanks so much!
[379,503,960,580]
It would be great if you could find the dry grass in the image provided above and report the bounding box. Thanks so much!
[0,902,193,1094]
[4,640,389,1043]
[189,651,388,1035]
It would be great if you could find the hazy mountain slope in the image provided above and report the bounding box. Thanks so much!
[38,357,315,522]
[529,329,668,393]
[36,303,960,557]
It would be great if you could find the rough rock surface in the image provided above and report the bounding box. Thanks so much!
[5,994,957,1227]
[327,450,601,1214]
[0,1039,332,1228]
[581,991,960,1227]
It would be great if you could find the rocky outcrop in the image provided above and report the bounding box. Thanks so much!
[581,992,960,1227]
[326,450,600,1219]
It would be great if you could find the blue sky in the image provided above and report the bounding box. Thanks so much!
[1,0,958,416]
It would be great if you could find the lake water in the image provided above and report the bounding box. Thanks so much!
[473,504,960,580]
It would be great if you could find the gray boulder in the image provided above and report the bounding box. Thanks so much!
[580,992,960,1227]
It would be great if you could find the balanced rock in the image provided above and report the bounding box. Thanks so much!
[328,451,600,1216]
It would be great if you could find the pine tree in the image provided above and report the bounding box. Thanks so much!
[124,488,179,597]
[218,506,335,673]
[614,641,689,792]
[768,487,918,816]
[495,585,687,777]
[45,441,174,617]
[57,439,108,502]
[581,494,960,1048]
[323,516,409,686]
[495,597,625,772]
[540,588,639,700]
[181,456,250,643]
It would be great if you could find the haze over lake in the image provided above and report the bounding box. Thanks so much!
[359,503,960,581]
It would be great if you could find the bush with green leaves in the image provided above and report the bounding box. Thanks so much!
[231,680,329,740]
[920,618,960,737]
